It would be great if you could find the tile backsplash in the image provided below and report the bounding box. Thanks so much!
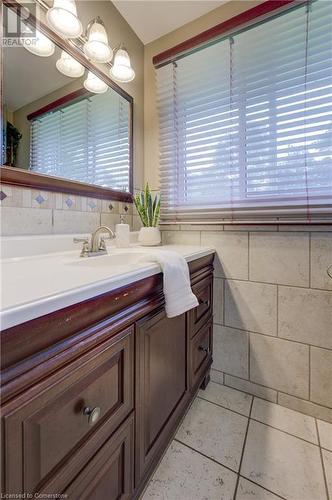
[161,224,332,423]
[0,184,142,235]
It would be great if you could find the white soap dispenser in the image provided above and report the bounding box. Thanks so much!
[115,215,130,248]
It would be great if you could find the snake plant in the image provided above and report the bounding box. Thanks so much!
[134,183,160,227]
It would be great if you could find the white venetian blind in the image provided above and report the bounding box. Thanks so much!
[30,90,130,191]
[156,0,332,222]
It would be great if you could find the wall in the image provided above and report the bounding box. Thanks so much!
[162,225,332,422]
[1,0,144,235]
[144,2,332,422]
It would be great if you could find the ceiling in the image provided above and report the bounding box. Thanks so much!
[112,1,226,44]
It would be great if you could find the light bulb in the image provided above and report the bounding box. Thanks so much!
[56,50,85,77]
[83,18,113,63]
[84,71,108,94]
[110,48,135,83]
[23,30,55,57]
[47,0,82,38]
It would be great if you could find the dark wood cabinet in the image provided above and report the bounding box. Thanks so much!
[135,310,188,486]
[64,414,134,500]
[0,254,214,499]
[2,328,134,494]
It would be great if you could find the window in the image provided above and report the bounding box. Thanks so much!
[30,90,130,191]
[156,0,332,222]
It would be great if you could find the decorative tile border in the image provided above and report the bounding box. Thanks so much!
[0,184,138,235]
[0,184,133,214]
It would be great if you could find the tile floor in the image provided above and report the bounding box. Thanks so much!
[141,382,332,500]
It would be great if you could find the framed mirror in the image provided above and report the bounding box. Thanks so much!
[1,1,133,202]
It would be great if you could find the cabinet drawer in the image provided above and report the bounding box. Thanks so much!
[64,413,134,500]
[2,327,134,494]
[189,277,213,338]
[190,320,213,389]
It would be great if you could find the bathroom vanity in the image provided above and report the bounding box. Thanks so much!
[0,243,214,499]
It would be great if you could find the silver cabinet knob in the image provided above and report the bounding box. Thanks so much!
[83,406,101,425]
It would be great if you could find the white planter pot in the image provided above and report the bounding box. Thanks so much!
[138,227,161,246]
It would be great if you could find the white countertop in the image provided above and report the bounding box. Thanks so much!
[0,243,214,330]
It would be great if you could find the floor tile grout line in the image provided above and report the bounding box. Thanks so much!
[309,345,311,401]
[227,371,331,410]
[204,376,332,425]
[233,397,254,500]
[198,391,321,447]
[196,395,251,418]
[173,438,239,476]
[248,330,251,380]
[194,394,249,417]
[237,475,287,500]
[315,418,330,500]
[213,375,276,398]
[249,415,320,448]
[146,394,330,499]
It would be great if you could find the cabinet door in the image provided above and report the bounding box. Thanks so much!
[64,414,134,500]
[2,327,134,495]
[135,310,188,484]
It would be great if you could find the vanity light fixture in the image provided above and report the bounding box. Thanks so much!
[109,47,135,83]
[46,0,83,38]
[56,50,85,77]
[40,0,136,82]
[83,17,113,64]
[84,71,108,94]
[23,29,55,57]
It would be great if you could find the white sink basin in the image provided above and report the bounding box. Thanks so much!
[66,252,148,268]
[0,236,215,330]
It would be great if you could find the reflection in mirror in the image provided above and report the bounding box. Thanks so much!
[2,6,131,193]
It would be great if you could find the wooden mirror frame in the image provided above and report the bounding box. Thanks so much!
[1,0,133,203]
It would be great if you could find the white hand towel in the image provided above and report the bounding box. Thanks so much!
[140,250,199,318]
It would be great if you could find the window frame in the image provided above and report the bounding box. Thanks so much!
[155,0,332,224]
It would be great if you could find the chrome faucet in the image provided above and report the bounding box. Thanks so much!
[74,225,115,257]
[91,225,115,252]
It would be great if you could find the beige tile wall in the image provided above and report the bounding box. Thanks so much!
[1,191,330,421]
[161,225,332,422]
[0,184,142,235]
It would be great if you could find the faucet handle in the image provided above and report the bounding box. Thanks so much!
[73,237,90,257]
[80,241,90,257]
[73,237,89,244]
